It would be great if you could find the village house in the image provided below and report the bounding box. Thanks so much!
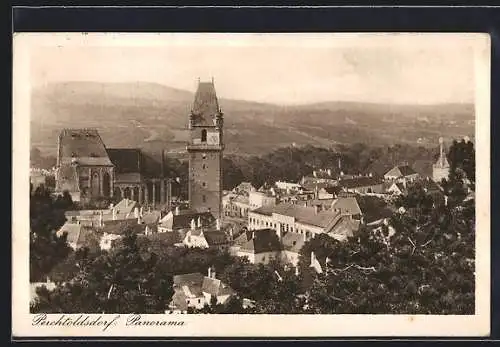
[181,219,230,250]
[248,190,277,209]
[232,182,256,196]
[158,207,216,233]
[280,232,307,267]
[222,193,252,218]
[248,203,359,242]
[233,229,282,264]
[337,176,385,194]
[168,267,235,313]
[56,221,98,251]
[384,165,420,182]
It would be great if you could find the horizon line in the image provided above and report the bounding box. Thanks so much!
[33,80,476,107]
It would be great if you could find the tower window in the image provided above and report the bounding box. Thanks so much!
[202,195,206,203]
[202,164,206,169]
[202,182,206,187]
[201,129,207,142]
[202,153,207,159]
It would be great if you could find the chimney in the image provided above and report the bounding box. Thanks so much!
[327,169,332,177]
[252,231,255,239]
[112,208,117,221]
[99,211,103,227]
[191,219,196,230]
[208,266,211,279]
[175,206,180,215]
[134,207,139,219]
[197,216,202,228]
[216,218,221,231]
[125,199,129,208]
[314,205,319,215]
[303,232,307,242]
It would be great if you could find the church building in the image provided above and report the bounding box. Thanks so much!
[186,79,224,219]
[432,137,450,183]
[54,128,174,206]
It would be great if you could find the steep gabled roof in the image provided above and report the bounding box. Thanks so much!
[191,81,220,127]
[202,277,235,297]
[203,231,229,246]
[159,209,216,231]
[385,165,418,178]
[106,148,142,173]
[58,129,113,166]
[331,196,362,216]
[239,229,282,254]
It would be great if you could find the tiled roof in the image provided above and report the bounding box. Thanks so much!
[106,148,141,173]
[191,81,220,126]
[234,182,255,193]
[338,177,383,189]
[331,196,362,216]
[173,272,205,287]
[328,216,360,240]
[58,129,113,166]
[251,203,342,229]
[239,229,282,253]
[281,232,306,253]
[56,222,96,247]
[112,198,138,216]
[202,277,235,297]
[159,210,215,231]
[204,231,229,246]
[141,211,162,225]
[233,229,253,246]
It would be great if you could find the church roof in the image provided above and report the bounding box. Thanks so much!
[191,81,220,127]
[107,148,167,179]
[107,148,141,173]
[58,129,113,166]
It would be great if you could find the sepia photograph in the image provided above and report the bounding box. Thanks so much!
[12,32,490,337]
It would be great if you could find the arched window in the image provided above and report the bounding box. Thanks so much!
[201,129,207,142]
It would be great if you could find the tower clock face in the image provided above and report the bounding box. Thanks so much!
[207,132,220,145]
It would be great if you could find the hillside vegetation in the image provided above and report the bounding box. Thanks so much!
[31,82,474,157]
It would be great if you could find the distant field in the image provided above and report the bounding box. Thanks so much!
[30,81,475,157]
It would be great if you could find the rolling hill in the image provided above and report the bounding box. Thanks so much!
[30,81,475,158]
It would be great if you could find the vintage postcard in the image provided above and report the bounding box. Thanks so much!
[12,32,490,337]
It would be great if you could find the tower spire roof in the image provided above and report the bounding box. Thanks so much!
[191,79,220,126]
[435,137,450,168]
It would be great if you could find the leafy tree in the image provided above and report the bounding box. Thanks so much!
[301,180,474,314]
[31,230,174,313]
[30,185,72,282]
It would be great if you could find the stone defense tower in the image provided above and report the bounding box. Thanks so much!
[432,137,450,183]
[187,79,224,218]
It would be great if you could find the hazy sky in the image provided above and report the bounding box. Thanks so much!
[29,33,479,105]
